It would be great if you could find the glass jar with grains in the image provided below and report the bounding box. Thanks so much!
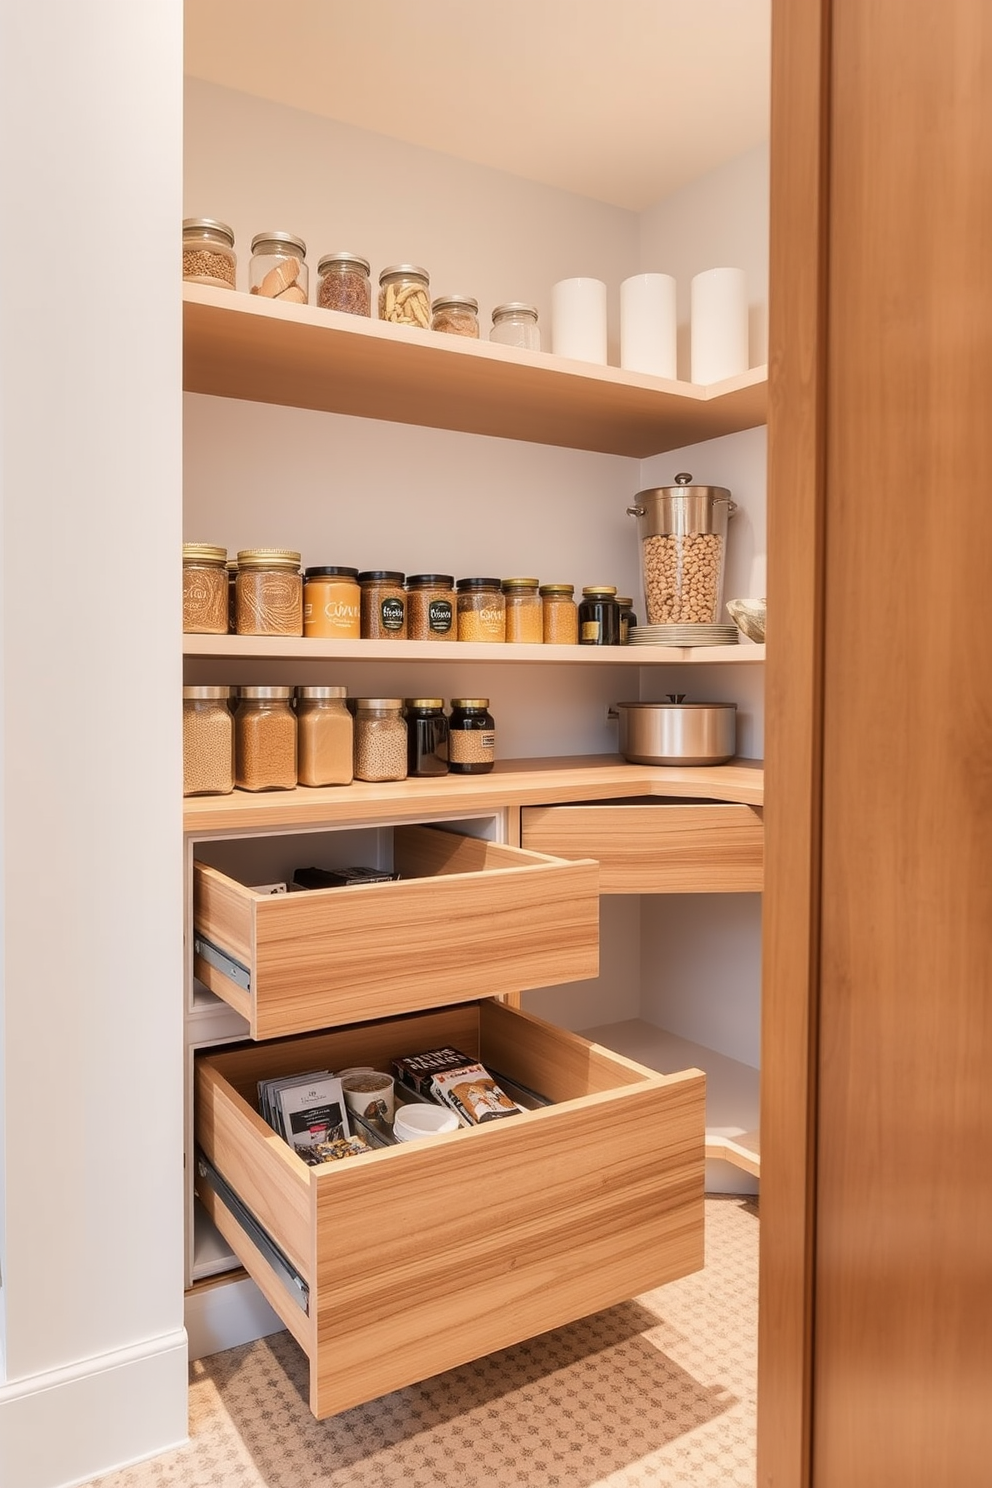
[616,596,638,644]
[456,577,506,643]
[249,231,308,304]
[502,577,543,643]
[182,543,229,634]
[316,253,371,316]
[490,302,541,351]
[296,686,353,787]
[183,686,234,797]
[378,264,431,328]
[303,566,361,640]
[404,698,449,777]
[431,294,480,337]
[359,571,407,639]
[405,574,456,641]
[448,699,496,775]
[234,686,297,792]
[182,218,236,289]
[579,585,621,646]
[235,550,303,636]
[354,699,408,782]
[540,583,578,644]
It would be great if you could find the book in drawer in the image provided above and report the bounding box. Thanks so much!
[193,823,599,1037]
[520,797,763,893]
[195,999,706,1420]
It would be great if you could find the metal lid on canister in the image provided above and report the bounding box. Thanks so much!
[297,685,347,699]
[250,230,307,256]
[501,576,540,590]
[358,570,404,584]
[627,471,736,536]
[182,542,227,564]
[236,548,301,569]
[317,252,370,275]
[404,698,445,709]
[237,685,294,699]
[182,218,235,244]
[431,294,479,313]
[379,264,429,283]
[183,685,230,699]
[450,698,490,709]
[456,577,501,590]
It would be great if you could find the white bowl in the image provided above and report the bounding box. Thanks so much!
[726,597,766,644]
[393,1103,460,1142]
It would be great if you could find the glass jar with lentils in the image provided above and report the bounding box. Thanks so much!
[235,549,303,636]
[182,543,229,634]
[448,699,496,775]
[316,252,371,316]
[354,699,408,782]
[405,574,456,641]
[234,686,298,791]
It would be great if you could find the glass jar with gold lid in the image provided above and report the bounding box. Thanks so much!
[540,582,578,644]
[182,542,229,634]
[235,549,303,636]
[502,577,543,643]
[182,219,236,289]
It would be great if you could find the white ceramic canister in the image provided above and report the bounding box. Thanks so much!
[551,277,608,363]
[690,266,749,384]
[620,273,677,378]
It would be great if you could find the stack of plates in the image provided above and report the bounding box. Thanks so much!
[629,624,739,647]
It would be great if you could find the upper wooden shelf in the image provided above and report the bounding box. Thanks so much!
[182,284,768,458]
[182,635,765,666]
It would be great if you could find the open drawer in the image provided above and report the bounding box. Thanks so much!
[520,796,763,893]
[193,823,599,1038]
[195,999,705,1420]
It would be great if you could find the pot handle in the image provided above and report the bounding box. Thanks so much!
[626,505,646,517]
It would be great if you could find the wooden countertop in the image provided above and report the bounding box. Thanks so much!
[183,754,763,836]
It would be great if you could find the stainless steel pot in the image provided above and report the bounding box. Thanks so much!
[615,697,737,766]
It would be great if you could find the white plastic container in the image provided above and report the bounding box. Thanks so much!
[393,1103,460,1141]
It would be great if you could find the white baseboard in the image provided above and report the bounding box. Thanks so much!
[185,1273,284,1361]
[0,1330,188,1488]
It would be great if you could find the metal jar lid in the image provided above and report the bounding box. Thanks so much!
[404,698,445,709]
[182,218,235,245]
[237,685,294,699]
[236,548,301,570]
[450,698,490,709]
[492,302,538,322]
[182,542,227,564]
[297,685,347,699]
[502,577,540,591]
[355,698,404,710]
[379,264,429,284]
[250,231,307,256]
[539,583,575,597]
[406,574,455,589]
[183,685,231,700]
[432,294,479,313]
[317,252,370,275]
[582,585,618,598]
[627,471,736,535]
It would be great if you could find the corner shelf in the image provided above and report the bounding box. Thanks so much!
[183,283,767,458]
[183,635,765,666]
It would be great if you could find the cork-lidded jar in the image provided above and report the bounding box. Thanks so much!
[235,549,303,636]
[182,543,229,634]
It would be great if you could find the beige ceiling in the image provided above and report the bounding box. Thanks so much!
[184,0,771,212]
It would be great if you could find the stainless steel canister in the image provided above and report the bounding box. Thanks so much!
[627,472,736,625]
[614,698,737,765]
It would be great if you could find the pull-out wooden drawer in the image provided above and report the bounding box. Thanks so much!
[520,796,763,893]
[195,999,705,1420]
[193,823,599,1038]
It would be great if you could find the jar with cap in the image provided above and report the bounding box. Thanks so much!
[235,549,303,636]
[249,231,308,304]
[183,686,234,796]
[405,574,456,641]
[378,265,430,328]
[448,699,496,775]
[404,699,449,777]
[431,295,479,338]
[296,686,353,787]
[316,253,371,316]
[182,543,229,634]
[502,577,543,643]
[234,686,297,791]
[490,302,541,351]
[578,585,621,646]
[626,472,736,624]
[304,566,361,640]
[353,699,407,782]
[182,219,236,289]
[359,571,407,639]
[540,583,578,644]
[456,577,505,642]
[617,597,638,643]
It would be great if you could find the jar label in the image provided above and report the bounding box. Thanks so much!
[581,619,601,641]
[428,599,453,633]
[381,597,405,631]
[449,730,495,762]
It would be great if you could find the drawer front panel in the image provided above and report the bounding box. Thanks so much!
[194,825,600,1038]
[520,800,764,893]
[195,1002,705,1419]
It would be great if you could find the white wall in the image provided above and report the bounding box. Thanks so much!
[0,4,188,1485]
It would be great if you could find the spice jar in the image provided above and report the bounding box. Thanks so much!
[431,294,480,337]
[354,699,407,782]
[490,302,541,351]
[456,578,506,643]
[183,686,234,797]
[234,686,297,791]
[303,566,361,640]
[358,571,407,639]
[296,686,354,787]
[448,699,496,775]
[182,543,229,634]
[579,585,621,646]
[405,574,456,641]
[540,583,578,645]
[404,698,449,777]
[378,264,431,328]
[235,549,303,636]
[502,577,543,643]
[182,218,236,290]
[316,253,371,316]
[249,231,308,304]
[617,597,638,644]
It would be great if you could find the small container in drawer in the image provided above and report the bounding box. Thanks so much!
[194,999,705,1420]
[193,823,599,1037]
[520,796,763,893]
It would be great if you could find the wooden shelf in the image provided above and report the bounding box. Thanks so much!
[183,284,768,458]
[183,635,765,666]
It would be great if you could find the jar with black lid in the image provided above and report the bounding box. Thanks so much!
[404,698,449,777]
[304,566,361,639]
[448,698,496,775]
[456,577,506,642]
[406,574,456,641]
[358,571,407,639]
[579,585,621,645]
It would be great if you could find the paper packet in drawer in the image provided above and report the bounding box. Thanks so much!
[392,1046,476,1098]
[430,1062,525,1124]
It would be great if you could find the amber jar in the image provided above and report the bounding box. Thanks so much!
[182,218,236,289]
[249,231,308,304]
[354,699,407,782]
[405,574,456,641]
[303,566,361,640]
[235,549,303,636]
[502,577,543,643]
[182,686,234,797]
[378,265,431,328]
[316,253,371,316]
[182,543,229,634]
[234,686,297,791]
[359,571,407,639]
[404,698,449,777]
[579,585,621,646]
[540,583,578,644]
[296,686,353,787]
[448,699,496,775]
[456,578,506,642]
[431,294,480,337]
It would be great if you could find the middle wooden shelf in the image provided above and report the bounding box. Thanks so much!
[184,635,765,665]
